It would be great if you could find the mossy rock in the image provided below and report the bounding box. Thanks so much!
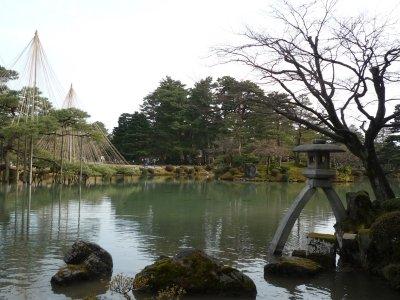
[292,250,335,269]
[382,264,400,290]
[346,191,375,226]
[264,257,322,278]
[307,233,336,244]
[51,240,113,286]
[381,198,400,212]
[337,191,377,232]
[367,211,400,271]
[133,249,256,298]
[51,264,90,285]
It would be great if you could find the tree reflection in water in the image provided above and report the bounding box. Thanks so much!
[0,179,399,299]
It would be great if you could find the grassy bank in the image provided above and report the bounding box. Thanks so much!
[3,162,363,185]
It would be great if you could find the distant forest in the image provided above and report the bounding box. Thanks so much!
[111,76,400,170]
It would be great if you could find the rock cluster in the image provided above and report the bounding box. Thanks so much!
[51,240,113,286]
[335,192,400,291]
[133,248,257,298]
[265,232,336,278]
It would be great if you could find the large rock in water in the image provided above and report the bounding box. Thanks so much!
[264,257,323,277]
[51,240,113,286]
[133,248,257,298]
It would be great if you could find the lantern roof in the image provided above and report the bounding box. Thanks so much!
[293,139,345,153]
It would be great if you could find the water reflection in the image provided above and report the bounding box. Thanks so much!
[0,180,399,299]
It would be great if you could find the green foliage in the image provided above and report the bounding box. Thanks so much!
[381,198,400,212]
[112,76,305,167]
[114,165,139,176]
[112,112,152,162]
[336,165,353,182]
[378,135,400,172]
[231,154,259,167]
[382,264,400,290]
[270,168,280,176]
[89,164,117,178]
[368,212,400,270]
[141,77,190,163]
[51,107,90,130]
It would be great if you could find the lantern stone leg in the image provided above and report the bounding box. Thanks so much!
[268,139,348,256]
[269,184,316,255]
[322,187,347,221]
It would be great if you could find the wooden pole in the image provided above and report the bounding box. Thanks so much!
[60,131,64,184]
[28,33,38,186]
[23,136,28,184]
[4,143,10,184]
[16,139,20,184]
[28,135,34,185]
[79,134,83,184]
[53,134,56,182]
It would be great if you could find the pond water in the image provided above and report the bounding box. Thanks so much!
[0,179,399,299]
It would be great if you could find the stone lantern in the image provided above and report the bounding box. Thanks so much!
[269,139,347,255]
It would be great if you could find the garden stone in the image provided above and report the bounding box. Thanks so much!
[133,248,256,298]
[51,240,113,286]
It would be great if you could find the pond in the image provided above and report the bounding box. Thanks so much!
[0,179,399,299]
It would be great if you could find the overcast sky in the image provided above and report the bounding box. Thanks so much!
[1,0,399,130]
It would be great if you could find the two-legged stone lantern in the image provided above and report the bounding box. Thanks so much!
[269,139,347,255]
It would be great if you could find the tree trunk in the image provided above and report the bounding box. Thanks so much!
[364,148,395,201]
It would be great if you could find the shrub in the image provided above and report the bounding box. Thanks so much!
[229,167,240,175]
[89,164,116,178]
[205,164,213,171]
[288,166,306,182]
[281,174,289,182]
[109,273,133,296]
[165,165,175,172]
[232,154,259,167]
[280,166,289,174]
[381,198,400,212]
[336,165,353,182]
[186,167,195,175]
[214,166,230,178]
[156,285,186,300]
[62,162,80,176]
[368,212,400,270]
[140,167,148,177]
[220,172,234,181]
[270,168,280,176]
[382,264,400,290]
[114,166,138,176]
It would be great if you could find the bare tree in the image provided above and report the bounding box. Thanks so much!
[216,0,400,201]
